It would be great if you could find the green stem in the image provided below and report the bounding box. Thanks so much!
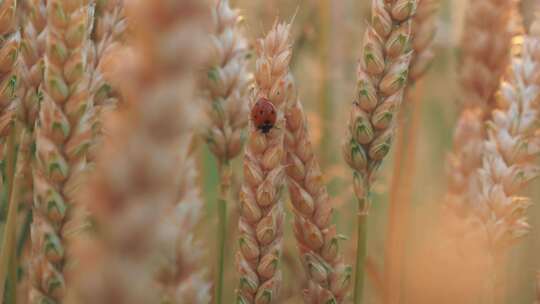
[215,161,231,304]
[354,196,369,304]
[5,251,16,304]
[0,128,19,301]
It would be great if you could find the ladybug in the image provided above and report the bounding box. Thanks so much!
[251,98,277,134]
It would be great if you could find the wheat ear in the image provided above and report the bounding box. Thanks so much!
[29,1,93,302]
[467,18,540,253]
[444,0,520,236]
[70,0,210,303]
[342,1,417,302]
[204,1,251,302]
[285,85,352,302]
[236,22,293,304]
[462,19,540,301]
[205,0,251,164]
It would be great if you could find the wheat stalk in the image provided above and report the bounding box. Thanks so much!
[284,85,352,302]
[236,21,293,304]
[342,1,417,302]
[204,1,251,302]
[70,0,210,303]
[29,0,94,302]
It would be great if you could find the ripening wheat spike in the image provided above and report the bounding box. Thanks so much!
[236,21,294,304]
[444,16,540,301]
[284,77,352,302]
[467,15,540,263]
[29,0,94,302]
[444,0,521,243]
[342,0,417,301]
[204,1,251,302]
[205,0,251,165]
[343,0,416,214]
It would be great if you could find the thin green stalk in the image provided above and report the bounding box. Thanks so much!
[5,252,16,304]
[354,195,369,304]
[0,128,20,300]
[215,161,231,304]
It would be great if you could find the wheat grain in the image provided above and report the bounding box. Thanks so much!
[236,21,293,304]
[70,0,211,303]
[29,1,94,302]
[20,0,46,128]
[284,84,352,303]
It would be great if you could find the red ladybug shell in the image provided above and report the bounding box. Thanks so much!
[251,98,277,134]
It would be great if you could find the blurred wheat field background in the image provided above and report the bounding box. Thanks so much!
[0,0,539,303]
